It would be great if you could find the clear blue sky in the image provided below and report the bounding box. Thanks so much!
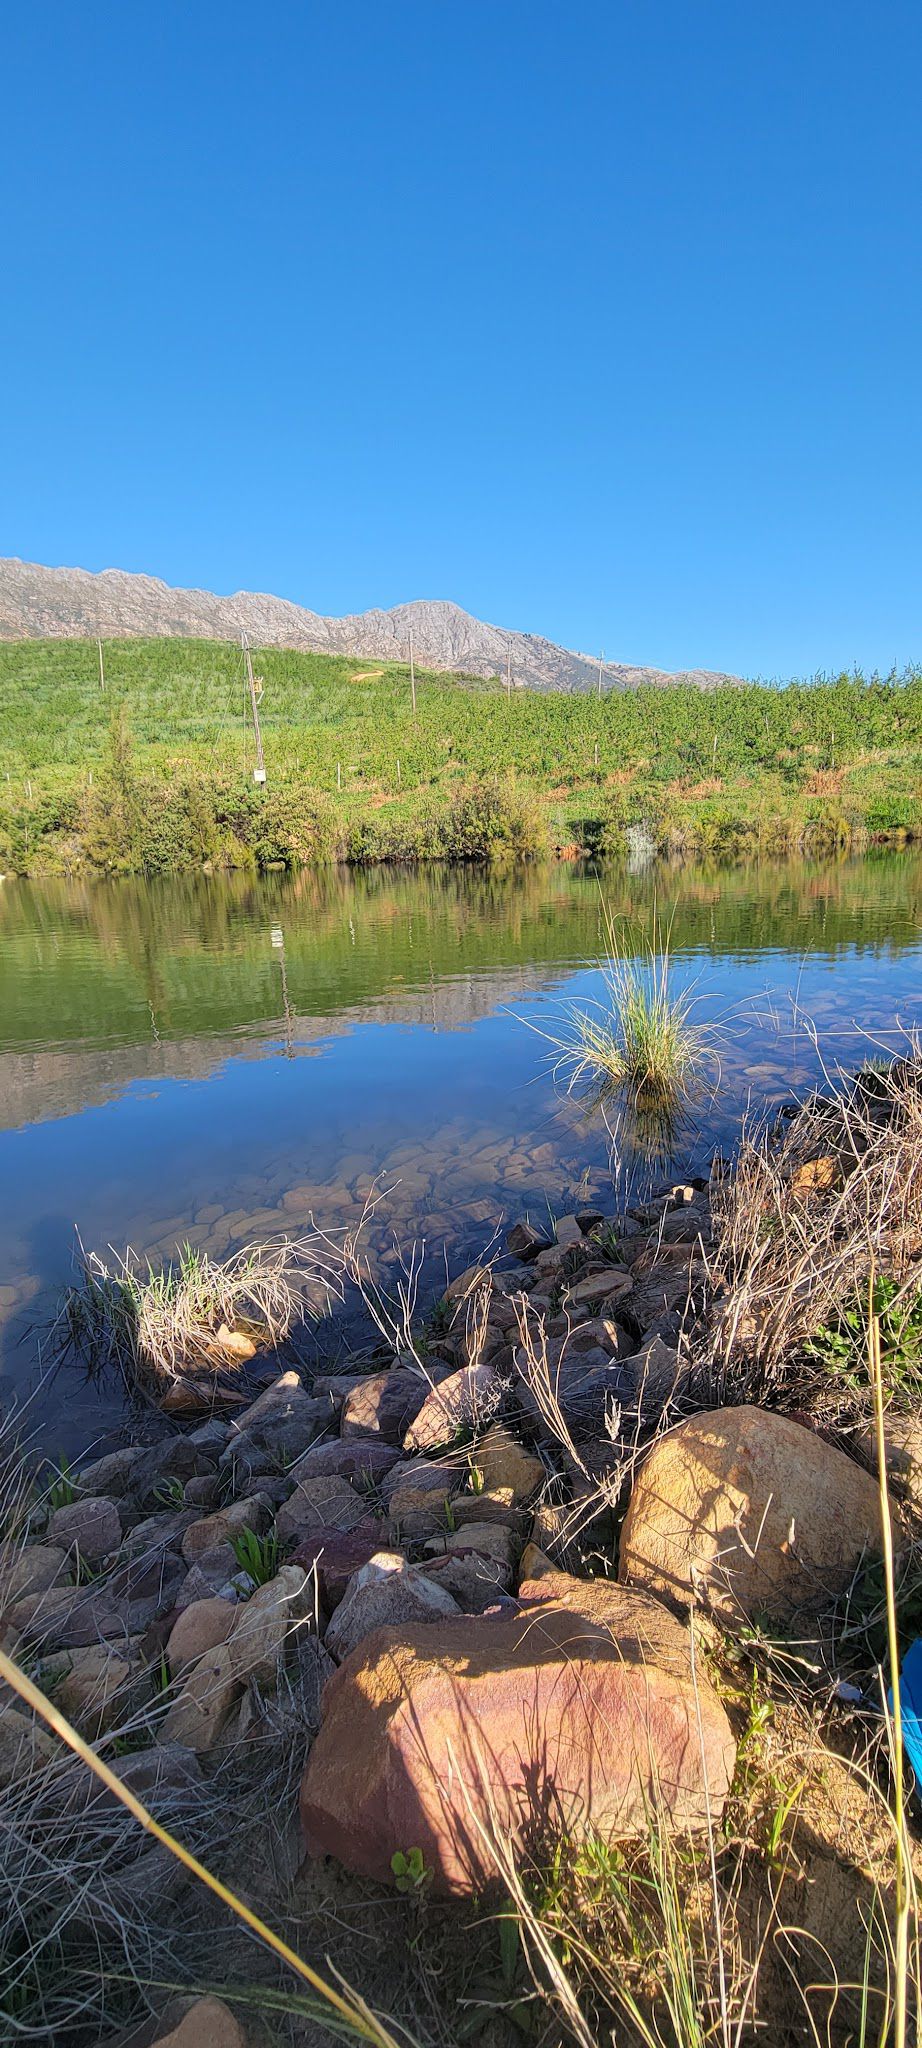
[3,2,920,679]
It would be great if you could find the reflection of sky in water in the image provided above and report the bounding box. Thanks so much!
[1,861,921,1450]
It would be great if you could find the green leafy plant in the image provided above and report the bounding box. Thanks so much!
[153,1476,186,1510]
[230,1525,279,1587]
[805,1274,922,1402]
[45,1457,77,1512]
[390,1846,432,1895]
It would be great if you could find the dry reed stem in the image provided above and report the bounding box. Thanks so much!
[0,1647,415,2048]
[704,1050,922,1413]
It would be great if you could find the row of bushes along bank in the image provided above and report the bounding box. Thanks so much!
[2,763,917,877]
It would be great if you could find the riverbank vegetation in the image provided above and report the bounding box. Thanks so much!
[2,638,922,874]
[2,1053,922,2043]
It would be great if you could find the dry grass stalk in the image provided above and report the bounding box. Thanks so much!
[0,1646,416,2048]
[703,1051,922,1413]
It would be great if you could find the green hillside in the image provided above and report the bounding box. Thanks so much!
[2,638,921,873]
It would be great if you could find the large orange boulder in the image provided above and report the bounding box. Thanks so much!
[300,1574,735,1895]
[619,1405,883,1625]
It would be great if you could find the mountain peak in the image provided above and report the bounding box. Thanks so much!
[0,558,742,694]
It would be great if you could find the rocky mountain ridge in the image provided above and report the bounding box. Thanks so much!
[0,557,743,694]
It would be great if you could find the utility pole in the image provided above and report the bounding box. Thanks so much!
[242,632,267,784]
[97,637,106,691]
[409,631,417,715]
[506,649,512,698]
[597,649,604,700]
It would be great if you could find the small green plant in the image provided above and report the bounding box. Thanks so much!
[230,1525,279,1587]
[429,1294,453,1336]
[805,1274,922,1402]
[467,1460,486,1495]
[591,1221,624,1264]
[45,1457,77,1511]
[442,1498,457,1532]
[390,1846,431,1895]
[153,1476,186,1510]
[152,1650,172,1695]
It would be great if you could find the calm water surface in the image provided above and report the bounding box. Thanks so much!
[2,856,921,1452]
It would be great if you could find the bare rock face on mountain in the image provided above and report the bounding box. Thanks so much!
[0,557,743,695]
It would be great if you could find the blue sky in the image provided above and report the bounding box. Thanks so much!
[3,1,920,679]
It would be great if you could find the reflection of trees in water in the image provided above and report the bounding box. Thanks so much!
[3,853,922,1056]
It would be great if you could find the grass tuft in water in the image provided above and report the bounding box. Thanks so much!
[55,1232,343,1398]
[540,904,712,1107]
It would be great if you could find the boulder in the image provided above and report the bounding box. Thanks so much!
[75,1446,144,1497]
[166,1597,236,1674]
[229,1373,329,1464]
[153,1995,248,2048]
[505,1221,548,1259]
[56,1644,137,1735]
[183,1474,222,1509]
[441,1521,517,1571]
[181,1496,268,1564]
[173,1546,239,1609]
[160,1642,241,1752]
[340,1370,430,1443]
[555,1214,584,1249]
[301,1579,735,1895]
[9,1582,126,1649]
[276,1474,376,1544]
[289,1530,387,1611]
[49,1496,122,1562]
[0,1704,59,1787]
[117,1740,204,1810]
[619,1405,884,1625]
[227,1564,309,1686]
[563,1268,633,1311]
[131,1438,209,1512]
[855,1412,922,1513]
[120,1509,198,1560]
[423,1551,513,1611]
[290,1436,401,1485]
[445,1263,491,1302]
[625,1335,683,1412]
[404,1359,508,1454]
[467,1427,544,1504]
[0,1542,69,1607]
[325,1551,460,1662]
[386,1478,456,1541]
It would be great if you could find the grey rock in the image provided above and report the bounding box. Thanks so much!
[130,1439,209,1511]
[290,1436,401,1485]
[325,1551,461,1661]
[49,1495,122,1562]
[340,1369,430,1444]
[75,1446,144,1497]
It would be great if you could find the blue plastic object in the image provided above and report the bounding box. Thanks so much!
[897,1637,922,1787]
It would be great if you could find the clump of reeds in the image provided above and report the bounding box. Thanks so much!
[54,1232,344,1398]
[537,904,713,1108]
[704,1045,922,1416]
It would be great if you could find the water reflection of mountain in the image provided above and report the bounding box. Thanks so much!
[0,962,562,1131]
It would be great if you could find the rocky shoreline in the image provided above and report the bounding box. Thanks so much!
[3,1065,922,2045]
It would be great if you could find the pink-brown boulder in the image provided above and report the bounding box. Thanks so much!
[301,1574,735,1895]
[619,1404,884,1625]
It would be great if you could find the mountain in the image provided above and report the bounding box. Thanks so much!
[0,557,742,694]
